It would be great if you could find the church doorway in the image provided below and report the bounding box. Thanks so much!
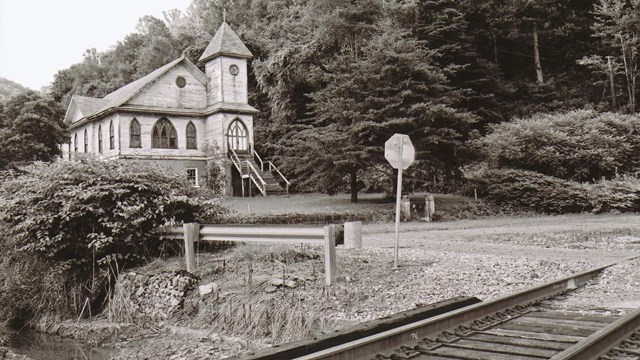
[227,119,249,154]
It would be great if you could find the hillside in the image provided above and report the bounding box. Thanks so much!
[0,77,30,101]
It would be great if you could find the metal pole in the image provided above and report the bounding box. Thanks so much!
[394,138,404,269]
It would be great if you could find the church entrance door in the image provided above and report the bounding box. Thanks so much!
[227,119,249,154]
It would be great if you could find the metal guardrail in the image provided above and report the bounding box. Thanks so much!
[160,223,337,285]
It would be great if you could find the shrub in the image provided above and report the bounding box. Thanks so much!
[0,157,227,326]
[473,168,592,214]
[589,175,640,213]
[475,110,640,182]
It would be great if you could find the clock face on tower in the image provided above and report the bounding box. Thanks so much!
[229,64,239,76]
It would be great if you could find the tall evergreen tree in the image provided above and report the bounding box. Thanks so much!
[282,18,474,201]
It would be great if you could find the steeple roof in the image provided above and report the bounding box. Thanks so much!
[198,21,253,62]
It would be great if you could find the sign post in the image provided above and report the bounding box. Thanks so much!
[384,134,415,269]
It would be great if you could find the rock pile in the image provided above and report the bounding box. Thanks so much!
[115,271,198,320]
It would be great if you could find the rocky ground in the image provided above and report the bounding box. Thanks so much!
[5,213,640,360]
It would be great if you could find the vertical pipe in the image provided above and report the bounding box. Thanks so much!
[394,138,404,269]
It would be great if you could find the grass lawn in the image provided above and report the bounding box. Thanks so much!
[222,192,487,220]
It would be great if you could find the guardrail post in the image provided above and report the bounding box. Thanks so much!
[344,221,362,249]
[324,225,337,285]
[184,223,199,273]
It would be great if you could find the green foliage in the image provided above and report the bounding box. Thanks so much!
[204,142,228,194]
[475,110,640,182]
[590,175,640,213]
[0,91,67,170]
[473,168,593,214]
[0,157,227,325]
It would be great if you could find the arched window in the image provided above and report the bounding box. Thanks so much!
[74,133,78,152]
[186,121,197,149]
[84,129,88,152]
[109,120,115,150]
[152,118,178,149]
[130,118,141,148]
[98,125,103,153]
[227,119,248,152]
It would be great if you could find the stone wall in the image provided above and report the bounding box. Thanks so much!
[114,270,198,321]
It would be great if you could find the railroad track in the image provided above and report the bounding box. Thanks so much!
[237,257,640,360]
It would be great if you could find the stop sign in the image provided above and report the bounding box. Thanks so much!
[385,134,415,170]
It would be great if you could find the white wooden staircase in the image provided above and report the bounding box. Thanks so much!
[230,149,289,196]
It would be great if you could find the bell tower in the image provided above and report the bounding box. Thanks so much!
[199,21,253,107]
[199,21,258,196]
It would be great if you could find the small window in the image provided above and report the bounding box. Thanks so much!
[186,168,198,186]
[130,118,141,148]
[84,129,88,152]
[152,118,178,149]
[229,64,239,76]
[109,120,115,150]
[186,121,197,149]
[98,125,103,153]
[176,76,186,88]
[74,134,78,152]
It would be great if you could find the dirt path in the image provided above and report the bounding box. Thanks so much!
[363,213,640,263]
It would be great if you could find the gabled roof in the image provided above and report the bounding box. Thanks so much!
[63,96,109,124]
[75,96,108,117]
[102,55,186,108]
[198,21,253,62]
[66,56,209,127]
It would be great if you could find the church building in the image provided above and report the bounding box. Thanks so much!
[62,22,287,196]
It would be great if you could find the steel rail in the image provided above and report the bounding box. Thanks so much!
[551,306,640,360]
[246,258,638,360]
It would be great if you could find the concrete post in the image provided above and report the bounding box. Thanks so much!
[184,223,199,273]
[400,195,411,221]
[425,194,435,222]
[344,221,362,249]
[324,225,337,285]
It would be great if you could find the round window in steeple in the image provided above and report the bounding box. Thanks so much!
[229,64,239,76]
[175,76,186,88]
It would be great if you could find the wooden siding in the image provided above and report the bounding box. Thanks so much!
[128,65,207,109]
[205,59,222,106]
[220,56,248,104]
[206,113,254,153]
[205,56,248,106]
[118,114,205,157]
[72,107,84,122]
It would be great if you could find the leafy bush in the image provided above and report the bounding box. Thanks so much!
[589,175,640,213]
[473,168,592,214]
[0,157,227,326]
[475,110,640,182]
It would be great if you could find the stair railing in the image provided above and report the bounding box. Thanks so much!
[252,148,264,171]
[229,149,247,178]
[269,161,290,195]
[246,160,267,196]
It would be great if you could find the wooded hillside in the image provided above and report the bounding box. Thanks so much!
[0,77,29,101]
[46,0,640,200]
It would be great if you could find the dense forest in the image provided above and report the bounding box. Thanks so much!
[42,0,640,200]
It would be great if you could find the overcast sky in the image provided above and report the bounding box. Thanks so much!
[0,0,192,91]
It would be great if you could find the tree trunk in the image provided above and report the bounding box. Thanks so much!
[608,56,617,111]
[533,22,544,85]
[492,31,498,63]
[350,169,358,203]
